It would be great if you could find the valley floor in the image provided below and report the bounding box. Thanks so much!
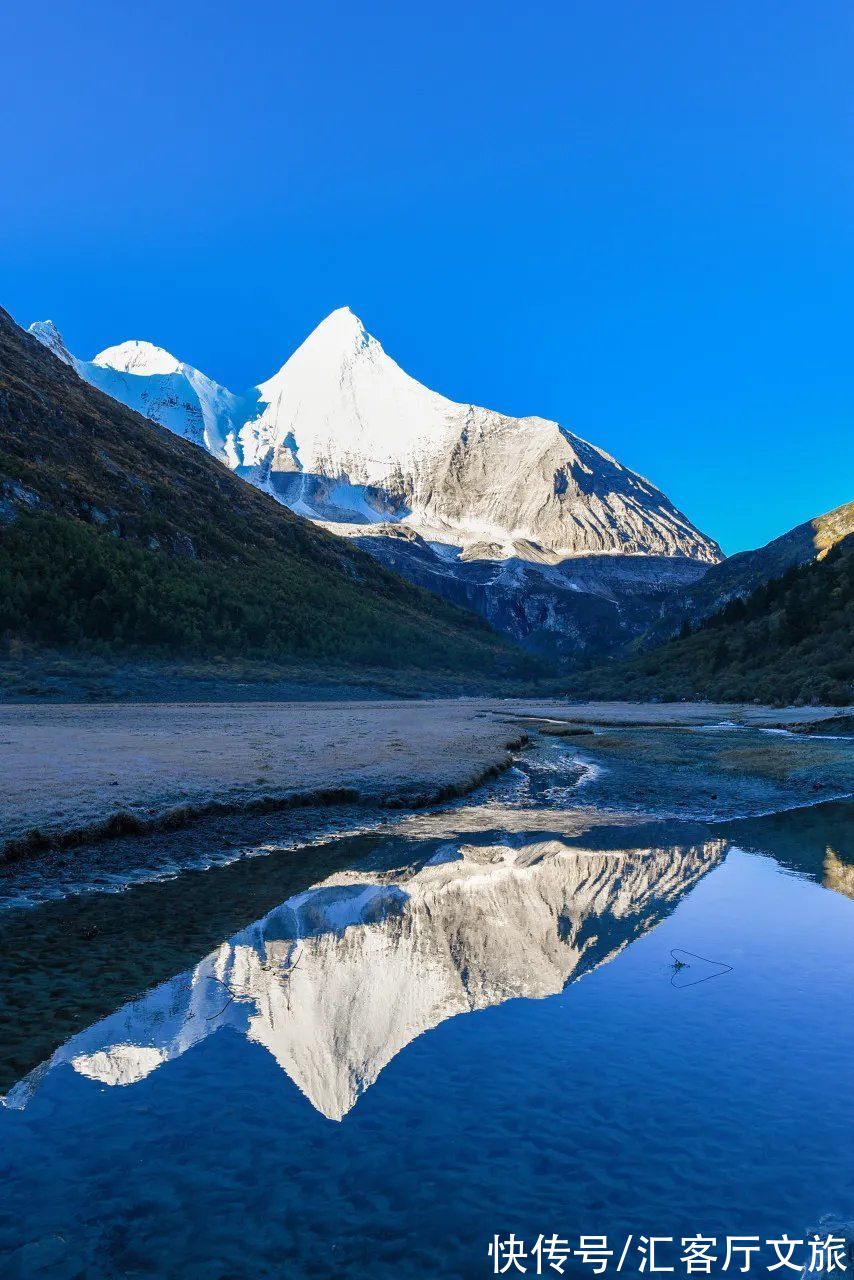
[0,698,845,859]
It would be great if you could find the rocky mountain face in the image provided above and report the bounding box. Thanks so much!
[6,826,725,1119]
[30,309,722,659]
[347,527,710,661]
[239,309,720,563]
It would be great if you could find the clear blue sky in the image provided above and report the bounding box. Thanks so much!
[2,0,851,554]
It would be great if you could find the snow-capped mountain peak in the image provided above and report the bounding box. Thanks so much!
[29,321,244,460]
[93,339,183,377]
[241,309,721,565]
[297,304,370,353]
[248,308,459,488]
[27,305,722,656]
[257,308,372,394]
[27,320,76,368]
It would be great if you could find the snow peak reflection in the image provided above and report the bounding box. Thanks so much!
[4,831,724,1118]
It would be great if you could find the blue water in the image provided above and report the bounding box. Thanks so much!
[1,732,853,1279]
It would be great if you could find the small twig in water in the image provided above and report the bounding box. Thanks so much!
[669,947,733,988]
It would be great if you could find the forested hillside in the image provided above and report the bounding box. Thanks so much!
[570,535,853,706]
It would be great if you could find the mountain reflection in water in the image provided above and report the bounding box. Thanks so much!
[6,829,725,1120]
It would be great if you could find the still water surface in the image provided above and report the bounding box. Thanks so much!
[1,730,853,1278]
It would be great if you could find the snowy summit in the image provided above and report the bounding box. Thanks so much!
[30,308,721,566]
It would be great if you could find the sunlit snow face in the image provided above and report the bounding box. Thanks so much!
[93,339,184,376]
